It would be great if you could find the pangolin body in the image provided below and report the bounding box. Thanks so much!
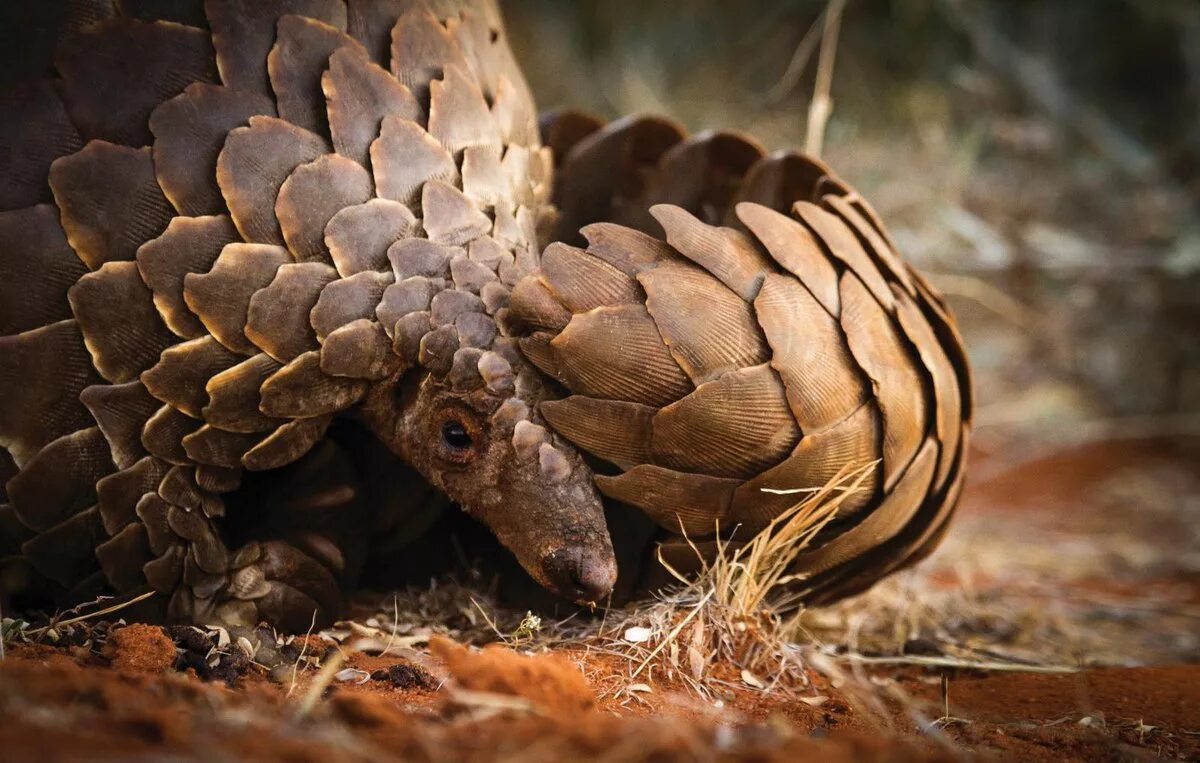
[0,0,970,630]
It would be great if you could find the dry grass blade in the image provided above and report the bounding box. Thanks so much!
[557,461,879,695]
[295,650,346,718]
[24,590,158,639]
[667,459,878,618]
[804,0,848,157]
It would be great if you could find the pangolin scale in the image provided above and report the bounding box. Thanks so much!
[0,0,970,630]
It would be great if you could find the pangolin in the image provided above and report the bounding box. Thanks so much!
[0,0,970,631]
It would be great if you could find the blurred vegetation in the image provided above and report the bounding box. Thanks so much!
[505,0,1200,446]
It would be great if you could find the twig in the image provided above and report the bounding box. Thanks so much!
[763,8,826,104]
[377,595,402,658]
[804,0,848,157]
[836,652,1078,674]
[26,590,157,638]
[470,596,507,642]
[286,609,319,699]
[924,272,1041,330]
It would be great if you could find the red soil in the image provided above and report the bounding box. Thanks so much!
[1,434,1195,761]
[103,623,177,674]
[2,633,1196,762]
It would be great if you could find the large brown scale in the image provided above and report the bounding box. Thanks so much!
[0,0,970,631]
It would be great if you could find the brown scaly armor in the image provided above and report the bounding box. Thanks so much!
[0,0,970,630]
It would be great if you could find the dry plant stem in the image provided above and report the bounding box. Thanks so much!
[838,652,1078,674]
[926,272,1041,331]
[295,651,346,719]
[763,7,826,104]
[607,463,878,690]
[805,0,848,157]
[631,589,714,680]
[286,610,319,700]
[26,590,157,639]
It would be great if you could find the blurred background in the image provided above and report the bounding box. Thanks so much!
[505,0,1200,462]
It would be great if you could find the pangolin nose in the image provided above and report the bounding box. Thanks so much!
[542,547,617,605]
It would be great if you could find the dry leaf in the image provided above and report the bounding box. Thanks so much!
[741,669,765,689]
[799,695,830,707]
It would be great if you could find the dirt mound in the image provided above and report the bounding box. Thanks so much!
[104,624,176,675]
[430,635,595,714]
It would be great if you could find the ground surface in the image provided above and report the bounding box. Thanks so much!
[2,433,1196,762]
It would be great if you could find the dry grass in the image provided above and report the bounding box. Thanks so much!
[489,463,882,702]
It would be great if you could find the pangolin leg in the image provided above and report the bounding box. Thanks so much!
[219,436,371,632]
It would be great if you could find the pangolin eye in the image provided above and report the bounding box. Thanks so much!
[441,420,472,450]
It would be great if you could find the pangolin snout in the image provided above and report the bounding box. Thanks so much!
[540,546,617,605]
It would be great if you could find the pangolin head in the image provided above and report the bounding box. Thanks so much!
[358,348,616,605]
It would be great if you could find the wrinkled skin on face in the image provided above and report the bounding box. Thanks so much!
[357,366,617,605]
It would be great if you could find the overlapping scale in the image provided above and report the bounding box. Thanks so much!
[206,0,346,98]
[324,46,423,167]
[0,205,88,335]
[597,465,739,538]
[326,199,418,276]
[0,320,99,465]
[650,364,799,480]
[517,113,971,607]
[838,273,929,490]
[216,116,329,245]
[80,381,161,469]
[8,427,113,533]
[753,273,868,432]
[49,142,175,270]
[551,304,692,408]
[183,243,293,355]
[638,259,769,386]
[268,15,366,137]
[2,0,559,626]
[55,18,217,146]
[137,215,241,338]
[0,82,82,211]
[150,84,277,217]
